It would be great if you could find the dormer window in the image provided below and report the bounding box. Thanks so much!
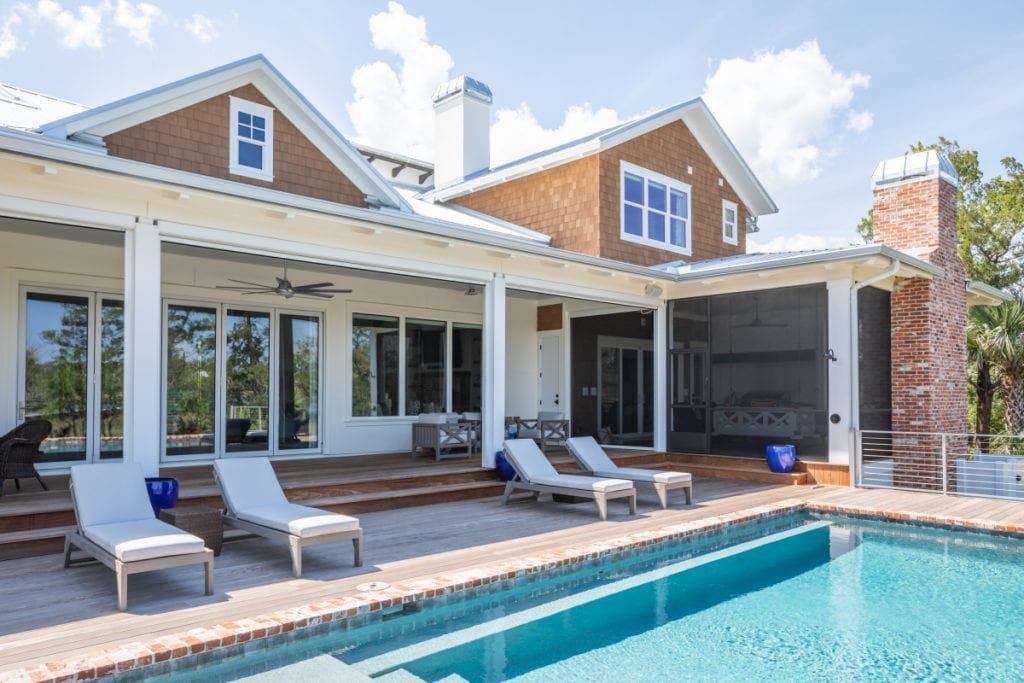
[620,161,691,255]
[229,97,274,181]
[722,200,738,245]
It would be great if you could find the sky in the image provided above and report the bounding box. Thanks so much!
[2,0,1022,252]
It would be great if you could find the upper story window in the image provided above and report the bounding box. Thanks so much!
[722,200,738,245]
[620,161,691,255]
[229,96,274,181]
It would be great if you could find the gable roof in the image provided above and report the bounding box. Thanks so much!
[422,98,778,217]
[36,55,409,212]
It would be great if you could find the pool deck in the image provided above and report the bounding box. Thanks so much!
[3,480,1024,680]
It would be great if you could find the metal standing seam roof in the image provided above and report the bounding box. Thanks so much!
[421,97,778,217]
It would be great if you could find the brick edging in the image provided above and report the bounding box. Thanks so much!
[8,498,1020,681]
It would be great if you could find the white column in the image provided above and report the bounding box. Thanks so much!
[653,303,668,452]
[826,278,853,465]
[123,220,162,476]
[481,274,506,468]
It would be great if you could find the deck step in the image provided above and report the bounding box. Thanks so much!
[673,463,806,485]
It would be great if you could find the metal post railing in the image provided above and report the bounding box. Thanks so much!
[941,433,948,495]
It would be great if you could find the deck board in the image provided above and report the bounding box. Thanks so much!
[1,480,1023,673]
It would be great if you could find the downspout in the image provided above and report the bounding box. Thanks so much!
[849,258,901,486]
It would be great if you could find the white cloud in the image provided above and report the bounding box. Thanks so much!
[847,109,873,133]
[0,5,26,58]
[747,232,853,253]
[184,12,216,42]
[347,1,453,160]
[113,0,159,45]
[36,0,106,49]
[347,1,627,164]
[490,103,625,166]
[703,40,872,189]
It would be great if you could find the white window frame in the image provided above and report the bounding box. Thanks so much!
[228,96,274,182]
[160,299,324,462]
[346,304,483,421]
[722,199,739,246]
[620,160,692,256]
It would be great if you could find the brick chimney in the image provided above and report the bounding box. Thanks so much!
[871,151,967,438]
[432,75,492,188]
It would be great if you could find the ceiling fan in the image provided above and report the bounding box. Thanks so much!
[217,267,352,299]
[732,295,788,328]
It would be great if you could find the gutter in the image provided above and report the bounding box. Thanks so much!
[848,258,901,486]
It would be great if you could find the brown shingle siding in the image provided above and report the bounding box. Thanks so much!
[104,84,367,207]
[452,119,746,266]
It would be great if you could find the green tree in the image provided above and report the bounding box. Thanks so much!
[856,138,1024,292]
[975,296,1024,434]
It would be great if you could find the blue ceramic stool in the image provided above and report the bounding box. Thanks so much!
[144,477,179,518]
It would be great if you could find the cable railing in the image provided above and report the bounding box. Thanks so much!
[857,430,1024,500]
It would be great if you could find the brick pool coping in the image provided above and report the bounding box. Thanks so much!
[8,499,1024,682]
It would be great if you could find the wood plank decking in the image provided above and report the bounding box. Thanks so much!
[2,479,1024,675]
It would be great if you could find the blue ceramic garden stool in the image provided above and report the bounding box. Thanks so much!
[765,444,797,473]
[144,477,179,518]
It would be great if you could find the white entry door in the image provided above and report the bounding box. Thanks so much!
[538,334,562,413]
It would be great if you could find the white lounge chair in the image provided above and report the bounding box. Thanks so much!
[213,458,363,577]
[502,439,636,520]
[63,463,214,611]
[566,436,693,508]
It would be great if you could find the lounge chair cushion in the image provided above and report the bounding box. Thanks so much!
[565,437,618,472]
[530,474,634,493]
[84,518,206,562]
[590,467,692,484]
[70,463,156,527]
[237,503,360,538]
[504,439,559,478]
[214,458,289,513]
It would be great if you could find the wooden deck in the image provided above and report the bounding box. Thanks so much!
[2,479,1024,674]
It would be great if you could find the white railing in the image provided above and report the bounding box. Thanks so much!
[857,430,1024,500]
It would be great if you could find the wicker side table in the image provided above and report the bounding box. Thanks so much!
[159,506,224,556]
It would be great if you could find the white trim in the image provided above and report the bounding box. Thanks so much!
[228,96,274,181]
[620,160,692,257]
[722,199,738,246]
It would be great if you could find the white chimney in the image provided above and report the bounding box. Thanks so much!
[432,75,492,188]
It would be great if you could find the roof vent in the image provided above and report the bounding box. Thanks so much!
[871,150,958,189]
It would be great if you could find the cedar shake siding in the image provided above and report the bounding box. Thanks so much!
[452,155,602,257]
[104,84,367,207]
[451,120,745,266]
[597,121,745,264]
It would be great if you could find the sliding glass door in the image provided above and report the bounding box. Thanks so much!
[598,339,654,446]
[163,302,322,460]
[20,289,123,465]
[278,313,319,451]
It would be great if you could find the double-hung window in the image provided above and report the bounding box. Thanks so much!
[722,200,738,245]
[621,161,691,255]
[229,96,274,181]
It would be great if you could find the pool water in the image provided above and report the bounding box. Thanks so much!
[152,515,1024,682]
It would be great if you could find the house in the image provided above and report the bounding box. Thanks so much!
[0,55,1006,484]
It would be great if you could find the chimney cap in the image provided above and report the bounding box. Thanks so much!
[432,75,493,106]
[872,150,958,189]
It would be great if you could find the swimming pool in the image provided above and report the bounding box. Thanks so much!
[148,513,1024,681]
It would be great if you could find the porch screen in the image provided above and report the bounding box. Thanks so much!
[352,314,399,416]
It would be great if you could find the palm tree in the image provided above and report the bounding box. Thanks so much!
[976,296,1024,434]
[967,306,999,440]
